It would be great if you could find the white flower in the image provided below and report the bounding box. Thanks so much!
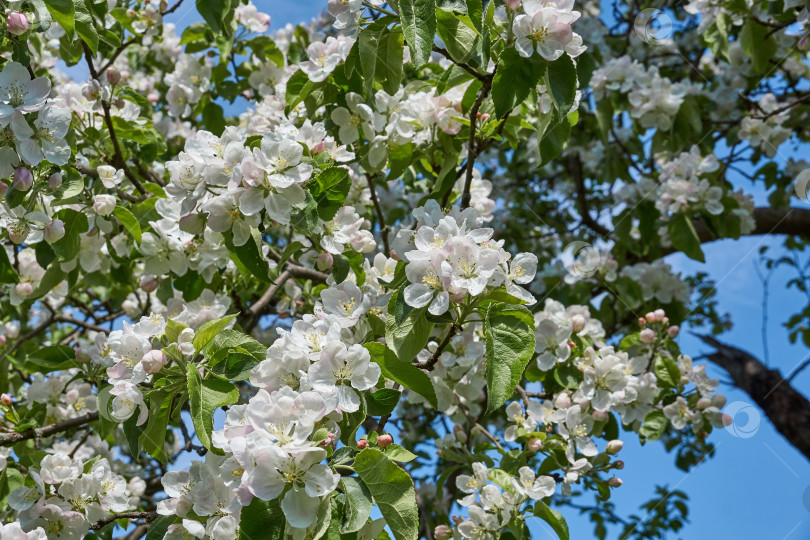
[0,62,51,124]
[96,165,124,188]
[321,206,364,255]
[513,9,576,61]
[247,446,338,529]
[308,342,380,413]
[534,318,571,370]
[40,453,82,484]
[93,194,116,216]
[663,396,692,430]
[109,380,148,425]
[512,467,556,499]
[331,92,375,144]
[558,405,597,459]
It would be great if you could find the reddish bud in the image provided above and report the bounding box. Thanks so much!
[357,439,368,449]
[377,434,393,448]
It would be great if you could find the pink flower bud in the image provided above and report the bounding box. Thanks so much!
[43,219,65,244]
[615,460,624,469]
[179,213,206,235]
[661,326,677,340]
[505,0,521,9]
[0,180,8,197]
[0,335,6,346]
[377,434,393,448]
[0,393,12,406]
[106,68,121,85]
[48,173,62,190]
[141,350,167,374]
[654,309,665,321]
[592,409,608,422]
[606,440,623,454]
[14,282,33,297]
[140,278,158,293]
[571,314,586,333]
[434,525,453,540]
[555,393,571,409]
[645,312,656,323]
[661,316,669,324]
[638,317,646,326]
[639,328,655,344]
[12,167,32,191]
[527,438,543,452]
[608,477,623,487]
[316,252,333,271]
[311,141,326,154]
[357,439,368,449]
[5,323,19,339]
[147,92,159,103]
[696,397,712,410]
[6,12,29,35]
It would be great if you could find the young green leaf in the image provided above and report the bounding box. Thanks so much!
[353,449,419,540]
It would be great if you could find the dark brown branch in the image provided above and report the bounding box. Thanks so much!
[415,324,459,371]
[697,334,810,461]
[432,46,487,82]
[91,511,158,531]
[571,154,610,236]
[367,174,391,254]
[0,412,100,447]
[460,76,493,209]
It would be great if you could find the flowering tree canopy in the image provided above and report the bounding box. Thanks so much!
[0,0,808,539]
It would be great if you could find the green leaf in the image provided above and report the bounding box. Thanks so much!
[353,449,419,540]
[141,390,172,463]
[359,20,384,95]
[668,214,705,262]
[339,392,366,446]
[113,206,142,244]
[466,0,483,32]
[491,47,546,118]
[29,263,66,301]
[211,352,260,381]
[385,288,433,363]
[484,303,536,413]
[73,0,98,54]
[383,443,417,462]
[377,29,405,95]
[0,468,25,509]
[224,230,271,282]
[52,208,88,261]
[201,329,266,365]
[144,515,176,540]
[435,8,479,63]
[399,0,436,67]
[654,355,680,388]
[290,190,319,235]
[311,167,352,221]
[545,54,577,122]
[187,364,239,454]
[365,388,401,416]
[537,115,570,166]
[46,0,75,35]
[26,345,78,373]
[639,410,668,441]
[196,0,235,36]
[0,245,17,284]
[533,501,569,540]
[365,343,437,408]
[739,19,777,74]
[340,477,373,534]
[239,497,285,540]
[193,314,236,352]
[202,102,226,135]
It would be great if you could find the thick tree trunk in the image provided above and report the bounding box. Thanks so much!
[698,335,810,461]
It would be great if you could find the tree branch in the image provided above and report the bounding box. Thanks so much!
[697,334,810,461]
[91,511,158,531]
[0,412,100,447]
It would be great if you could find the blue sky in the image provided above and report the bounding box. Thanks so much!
[159,1,810,538]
